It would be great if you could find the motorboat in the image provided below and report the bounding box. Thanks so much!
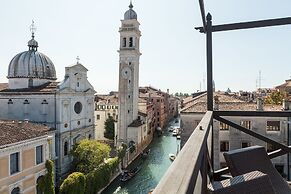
[169,153,176,161]
[177,135,181,139]
[172,129,178,136]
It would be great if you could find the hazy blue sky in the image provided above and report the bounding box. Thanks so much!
[0,0,291,94]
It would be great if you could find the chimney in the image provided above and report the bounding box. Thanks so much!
[257,97,263,111]
[167,89,169,94]
[214,95,219,110]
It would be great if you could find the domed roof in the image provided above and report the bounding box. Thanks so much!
[7,34,56,80]
[124,2,137,20]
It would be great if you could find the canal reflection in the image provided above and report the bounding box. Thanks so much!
[102,120,180,194]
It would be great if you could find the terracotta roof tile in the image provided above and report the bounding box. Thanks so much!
[0,82,59,94]
[0,121,52,147]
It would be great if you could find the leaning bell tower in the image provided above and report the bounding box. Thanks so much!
[117,2,142,146]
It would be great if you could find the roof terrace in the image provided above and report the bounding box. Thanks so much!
[153,1,291,193]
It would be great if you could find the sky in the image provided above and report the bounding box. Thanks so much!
[0,0,291,94]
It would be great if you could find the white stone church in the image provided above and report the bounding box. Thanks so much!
[0,26,95,179]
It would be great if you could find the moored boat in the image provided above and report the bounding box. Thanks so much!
[120,167,141,182]
[169,153,176,161]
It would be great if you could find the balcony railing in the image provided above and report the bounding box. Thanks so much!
[153,110,291,194]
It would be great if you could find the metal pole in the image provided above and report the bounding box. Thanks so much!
[287,118,290,181]
[206,13,214,170]
[206,13,213,111]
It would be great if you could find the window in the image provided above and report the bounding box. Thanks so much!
[267,143,280,152]
[64,123,68,128]
[219,122,229,130]
[241,142,251,148]
[36,145,43,165]
[129,62,131,65]
[77,121,80,125]
[88,134,92,139]
[8,99,13,104]
[267,121,280,131]
[97,115,100,120]
[129,37,133,47]
[89,119,91,122]
[10,152,19,175]
[11,187,20,194]
[74,102,82,114]
[241,120,251,129]
[77,82,80,87]
[220,141,229,152]
[129,80,131,84]
[122,37,126,47]
[64,141,68,156]
[128,110,130,113]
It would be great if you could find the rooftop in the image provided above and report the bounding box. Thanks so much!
[0,82,59,94]
[0,120,53,147]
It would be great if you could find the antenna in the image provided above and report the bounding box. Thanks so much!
[76,56,80,64]
[259,70,261,89]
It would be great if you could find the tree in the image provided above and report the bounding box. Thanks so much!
[37,160,55,194]
[60,172,86,194]
[264,91,285,105]
[104,116,115,140]
[71,139,110,174]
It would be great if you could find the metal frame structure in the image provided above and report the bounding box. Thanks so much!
[196,0,291,182]
[153,1,291,193]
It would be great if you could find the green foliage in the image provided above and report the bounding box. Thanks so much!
[104,116,115,140]
[264,91,285,105]
[37,160,55,194]
[71,139,110,174]
[60,172,86,194]
[85,157,119,194]
[117,143,127,160]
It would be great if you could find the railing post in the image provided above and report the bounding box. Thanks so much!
[206,13,213,111]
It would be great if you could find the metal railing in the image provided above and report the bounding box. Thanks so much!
[153,111,213,194]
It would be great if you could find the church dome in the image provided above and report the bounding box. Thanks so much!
[124,2,137,20]
[7,34,56,80]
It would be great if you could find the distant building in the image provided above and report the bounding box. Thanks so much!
[181,91,290,176]
[276,79,291,96]
[0,121,54,194]
[94,94,119,140]
[0,24,95,180]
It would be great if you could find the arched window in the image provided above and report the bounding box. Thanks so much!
[88,134,92,139]
[11,187,20,194]
[64,141,68,156]
[129,37,133,47]
[123,37,126,47]
[36,176,45,194]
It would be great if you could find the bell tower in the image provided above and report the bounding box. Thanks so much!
[117,2,142,145]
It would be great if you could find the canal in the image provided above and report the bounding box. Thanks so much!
[102,119,180,194]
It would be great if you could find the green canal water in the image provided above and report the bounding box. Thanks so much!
[102,120,180,194]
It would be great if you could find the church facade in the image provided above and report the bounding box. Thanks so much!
[0,26,95,180]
